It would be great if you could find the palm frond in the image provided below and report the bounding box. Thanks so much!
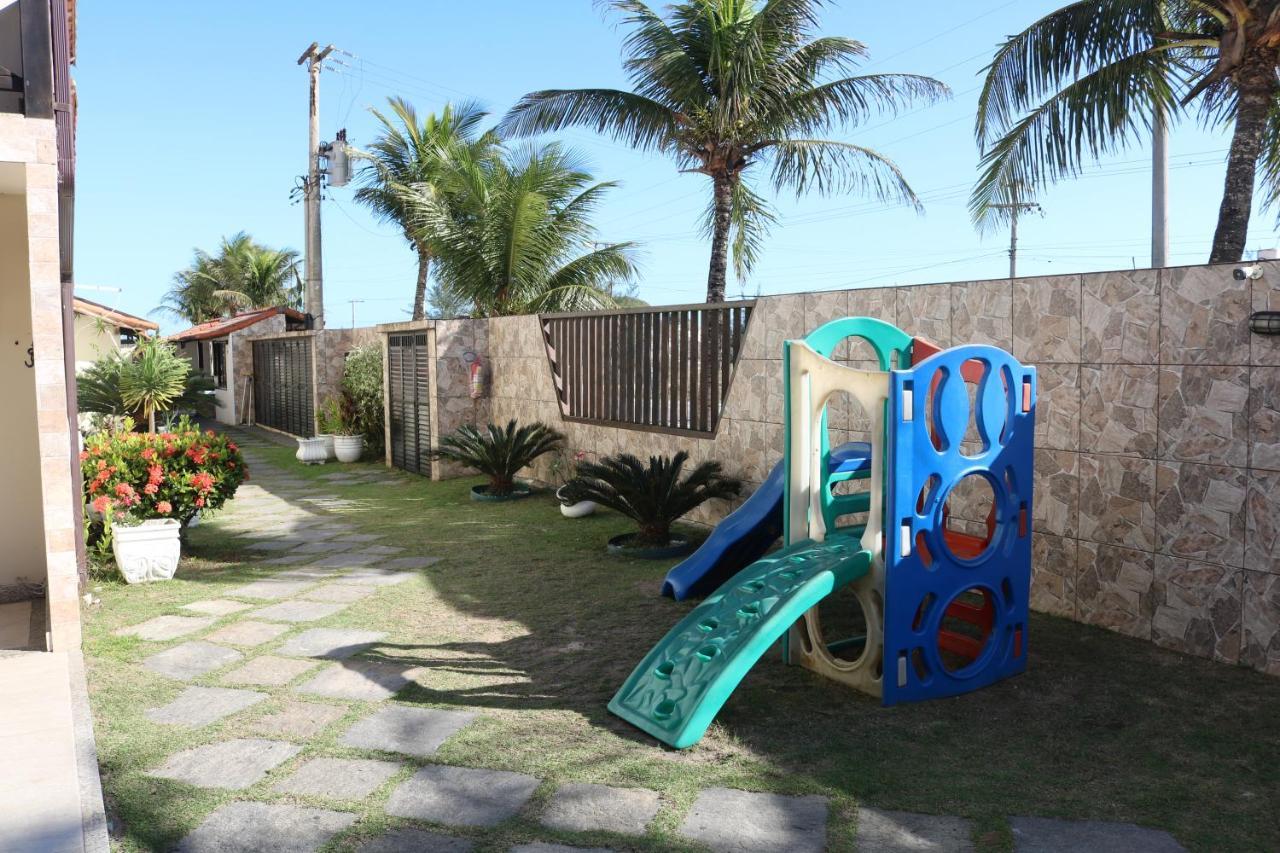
[432,420,565,494]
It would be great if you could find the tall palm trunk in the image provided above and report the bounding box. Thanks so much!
[411,240,432,320]
[1210,60,1280,263]
[706,172,733,303]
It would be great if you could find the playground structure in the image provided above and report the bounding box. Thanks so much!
[609,317,1037,749]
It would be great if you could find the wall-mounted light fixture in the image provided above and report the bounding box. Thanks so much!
[1250,311,1280,336]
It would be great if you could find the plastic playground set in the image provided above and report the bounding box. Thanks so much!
[609,316,1038,749]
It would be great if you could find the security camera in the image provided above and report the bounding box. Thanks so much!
[1234,264,1264,281]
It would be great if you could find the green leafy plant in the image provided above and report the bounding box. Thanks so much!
[567,451,741,546]
[78,353,215,425]
[159,232,302,324]
[433,420,564,496]
[78,338,210,433]
[341,343,385,454]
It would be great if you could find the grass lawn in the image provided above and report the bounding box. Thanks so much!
[82,442,1280,852]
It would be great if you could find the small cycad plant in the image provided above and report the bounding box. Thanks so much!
[433,420,564,497]
[567,452,741,546]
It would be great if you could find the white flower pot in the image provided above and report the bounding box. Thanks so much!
[556,486,598,518]
[112,519,181,584]
[333,434,364,463]
[316,434,336,460]
[296,436,328,465]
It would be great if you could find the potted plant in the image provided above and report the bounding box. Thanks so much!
[331,392,365,463]
[314,398,339,461]
[110,513,182,584]
[295,434,329,465]
[567,451,740,558]
[550,449,597,517]
[433,420,564,501]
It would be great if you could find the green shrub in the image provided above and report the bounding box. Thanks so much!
[433,420,563,496]
[342,343,384,456]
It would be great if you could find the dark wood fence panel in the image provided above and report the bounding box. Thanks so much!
[252,337,314,437]
[387,332,432,476]
[539,301,754,436]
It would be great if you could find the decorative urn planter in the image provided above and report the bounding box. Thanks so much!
[112,519,181,583]
[316,434,337,461]
[556,486,598,518]
[333,434,364,463]
[296,436,328,465]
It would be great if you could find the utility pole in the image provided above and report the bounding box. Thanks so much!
[1151,111,1169,268]
[349,299,364,329]
[298,42,335,329]
[990,185,1041,279]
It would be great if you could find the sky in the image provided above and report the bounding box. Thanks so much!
[74,1,1279,333]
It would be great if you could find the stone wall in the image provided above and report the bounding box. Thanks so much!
[486,260,1280,676]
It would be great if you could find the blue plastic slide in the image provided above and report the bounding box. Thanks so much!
[661,442,871,600]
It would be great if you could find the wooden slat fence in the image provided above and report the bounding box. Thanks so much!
[252,337,314,438]
[539,301,754,436]
[387,332,432,475]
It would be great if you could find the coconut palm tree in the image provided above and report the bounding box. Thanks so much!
[158,233,301,323]
[972,0,1280,263]
[352,98,499,320]
[500,0,948,302]
[399,142,639,316]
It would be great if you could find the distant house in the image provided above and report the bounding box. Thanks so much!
[71,296,158,369]
[168,306,308,425]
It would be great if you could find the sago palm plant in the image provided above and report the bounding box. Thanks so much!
[433,420,565,497]
[567,451,741,546]
[116,338,192,433]
[500,0,947,301]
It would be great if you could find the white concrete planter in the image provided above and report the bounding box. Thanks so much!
[296,436,328,465]
[112,519,181,584]
[333,434,364,463]
[316,434,336,461]
[556,486,598,518]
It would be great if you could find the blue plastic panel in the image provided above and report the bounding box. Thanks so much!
[882,345,1036,705]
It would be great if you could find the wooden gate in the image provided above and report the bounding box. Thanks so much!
[252,337,314,437]
[387,331,432,475]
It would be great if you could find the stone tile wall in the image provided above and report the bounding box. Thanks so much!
[485,260,1280,676]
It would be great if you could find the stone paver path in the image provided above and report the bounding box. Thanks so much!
[136,427,1192,853]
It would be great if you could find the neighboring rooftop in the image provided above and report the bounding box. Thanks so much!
[167,307,307,343]
[72,296,158,333]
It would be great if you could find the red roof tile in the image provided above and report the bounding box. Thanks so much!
[167,307,307,342]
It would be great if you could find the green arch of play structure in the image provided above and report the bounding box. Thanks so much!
[609,317,914,750]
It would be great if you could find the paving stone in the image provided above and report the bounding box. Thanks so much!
[309,553,381,569]
[148,738,301,790]
[145,686,267,727]
[856,808,974,852]
[340,705,477,757]
[510,845,615,853]
[385,764,539,827]
[358,828,475,852]
[249,700,348,739]
[262,554,318,566]
[143,641,243,681]
[114,614,215,641]
[247,539,309,552]
[340,568,418,587]
[252,600,347,623]
[176,801,356,853]
[222,655,319,687]
[360,544,405,556]
[541,782,660,836]
[181,599,253,617]
[329,533,381,544]
[225,578,318,600]
[1009,817,1185,852]
[295,660,417,701]
[275,628,387,659]
[677,788,828,853]
[301,583,377,603]
[292,540,356,555]
[205,620,291,648]
[271,756,402,799]
[277,564,352,580]
[380,556,441,571]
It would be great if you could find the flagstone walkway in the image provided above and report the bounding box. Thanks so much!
[111,427,1189,852]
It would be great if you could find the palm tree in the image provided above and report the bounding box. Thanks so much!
[352,98,499,320]
[159,233,301,324]
[972,0,1280,263]
[500,0,948,302]
[399,142,639,316]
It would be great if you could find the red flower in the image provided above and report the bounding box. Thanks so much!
[144,482,159,495]
[227,442,238,452]
[194,496,206,508]
[78,450,89,462]
[148,465,164,485]
[97,459,107,471]
[114,482,135,499]
[156,500,172,514]
[141,448,155,461]
[189,471,215,493]
[91,495,112,514]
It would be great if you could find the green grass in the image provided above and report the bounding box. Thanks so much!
[82,441,1280,852]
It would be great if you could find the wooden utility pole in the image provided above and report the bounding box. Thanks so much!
[990,186,1041,278]
[298,42,334,329]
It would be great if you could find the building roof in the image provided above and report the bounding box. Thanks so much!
[167,306,307,343]
[72,296,159,332]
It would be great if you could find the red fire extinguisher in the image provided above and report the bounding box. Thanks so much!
[467,353,487,399]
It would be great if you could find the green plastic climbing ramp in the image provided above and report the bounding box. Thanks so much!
[608,533,872,749]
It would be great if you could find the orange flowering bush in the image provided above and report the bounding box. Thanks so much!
[82,417,247,529]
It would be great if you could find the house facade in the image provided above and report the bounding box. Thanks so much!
[71,295,157,369]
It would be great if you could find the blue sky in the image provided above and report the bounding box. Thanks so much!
[74,1,1277,332]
